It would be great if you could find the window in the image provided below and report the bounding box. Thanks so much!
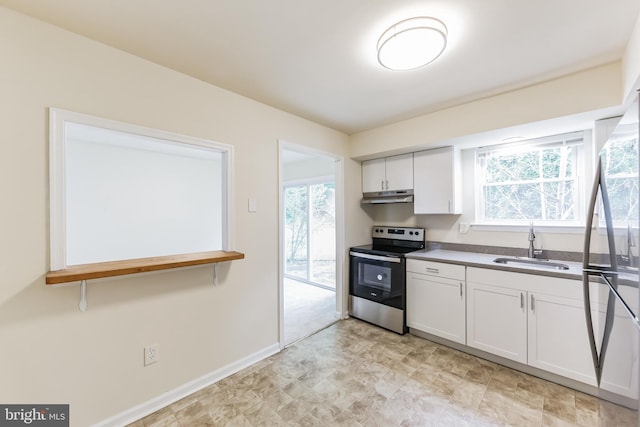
[601,134,639,225]
[50,109,233,269]
[284,180,336,288]
[475,132,584,225]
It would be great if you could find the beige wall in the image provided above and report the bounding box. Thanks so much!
[623,13,640,103]
[0,7,371,426]
[349,62,623,160]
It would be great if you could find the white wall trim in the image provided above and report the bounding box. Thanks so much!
[277,140,346,348]
[49,107,236,270]
[92,343,280,427]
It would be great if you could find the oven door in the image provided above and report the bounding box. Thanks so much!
[349,251,405,309]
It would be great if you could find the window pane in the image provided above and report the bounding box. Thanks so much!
[541,181,576,220]
[602,137,639,223]
[483,183,541,220]
[310,183,335,287]
[484,151,539,183]
[284,185,308,279]
[477,134,581,223]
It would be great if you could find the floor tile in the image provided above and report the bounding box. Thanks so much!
[129,319,638,427]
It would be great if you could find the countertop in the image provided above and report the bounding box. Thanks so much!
[406,249,622,282]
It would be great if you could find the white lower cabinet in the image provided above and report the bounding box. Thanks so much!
[466,281,528,364]
[407,262,638,398]
[406,259,466,344]
[466,267,597,385]
[528,292,596,385]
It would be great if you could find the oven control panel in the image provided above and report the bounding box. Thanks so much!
[372,226,424,242]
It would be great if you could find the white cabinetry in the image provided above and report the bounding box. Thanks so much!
[406,259,466,344]
[413,146,461,214]
[466,267,597,385]
[466,281,528,363]
[361,153,413,193]
[528,292,596,385]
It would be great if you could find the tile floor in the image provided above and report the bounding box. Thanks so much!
[283,278,337,345]
[130,319,637,426]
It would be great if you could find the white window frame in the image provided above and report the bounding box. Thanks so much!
[49,108,234,270]
[474,131,586,227]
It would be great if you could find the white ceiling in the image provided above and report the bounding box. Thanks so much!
[2,0,639,134]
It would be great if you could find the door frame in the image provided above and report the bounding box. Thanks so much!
[278,140,345,349]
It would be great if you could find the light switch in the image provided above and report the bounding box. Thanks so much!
[248,198,258,213]
[459,222,470,234]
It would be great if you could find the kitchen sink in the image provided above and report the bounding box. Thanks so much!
[492,257,570,270]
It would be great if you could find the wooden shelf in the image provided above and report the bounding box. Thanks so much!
[46,250,245,285]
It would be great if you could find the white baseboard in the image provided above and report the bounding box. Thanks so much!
[93,343,280,427]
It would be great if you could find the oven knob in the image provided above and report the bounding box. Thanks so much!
[377,274,383,281]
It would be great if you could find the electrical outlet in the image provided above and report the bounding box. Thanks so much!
[144,344,159,366]
[459,222,470,234]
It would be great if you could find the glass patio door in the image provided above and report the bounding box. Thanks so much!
[284,181,335,289]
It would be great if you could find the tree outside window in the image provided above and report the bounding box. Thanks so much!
[476,134,583,224]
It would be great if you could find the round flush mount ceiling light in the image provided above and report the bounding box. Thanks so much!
[377,16,448,71]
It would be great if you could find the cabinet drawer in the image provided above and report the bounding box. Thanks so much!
[406,259,465,280]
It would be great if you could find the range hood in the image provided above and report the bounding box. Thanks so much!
[361,190,414,204]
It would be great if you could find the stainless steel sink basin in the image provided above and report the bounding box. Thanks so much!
[493,257,570,270]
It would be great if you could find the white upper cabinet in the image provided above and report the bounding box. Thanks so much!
[362,153,413,193]
[413,146,462,214]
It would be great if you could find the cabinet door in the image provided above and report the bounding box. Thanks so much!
[362,158,386,193]
[413,147,460,214]
[385,153,413,191]
[528,292,596,385]
[407,273,465,344]
[467,282,527,363]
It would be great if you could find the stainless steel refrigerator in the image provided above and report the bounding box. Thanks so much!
[583,93,640,424]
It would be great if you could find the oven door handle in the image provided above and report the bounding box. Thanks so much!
[349,251,402,263]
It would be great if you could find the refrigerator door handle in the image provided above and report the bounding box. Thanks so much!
[581,271,602,384]
[582,159,619,386]
[600,272,640,330]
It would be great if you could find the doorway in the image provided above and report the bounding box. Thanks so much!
[279,142,344,347]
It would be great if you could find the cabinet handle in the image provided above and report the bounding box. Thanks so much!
[520,293,524,309]
[531,295,535,311]
[381,180,384,190]
[425,267,439,274]
[385,179,389,190]
[459,282,463,297]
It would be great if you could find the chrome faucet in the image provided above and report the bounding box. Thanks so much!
[527,222,544,259]
[528,222,536,258]
[622,223,636,268]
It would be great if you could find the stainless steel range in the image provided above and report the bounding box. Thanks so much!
[349,226,425,334]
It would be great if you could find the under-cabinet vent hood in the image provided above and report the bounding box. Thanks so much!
[361,190,414,204]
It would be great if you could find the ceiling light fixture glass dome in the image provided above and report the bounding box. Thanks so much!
[377,16,448,71]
